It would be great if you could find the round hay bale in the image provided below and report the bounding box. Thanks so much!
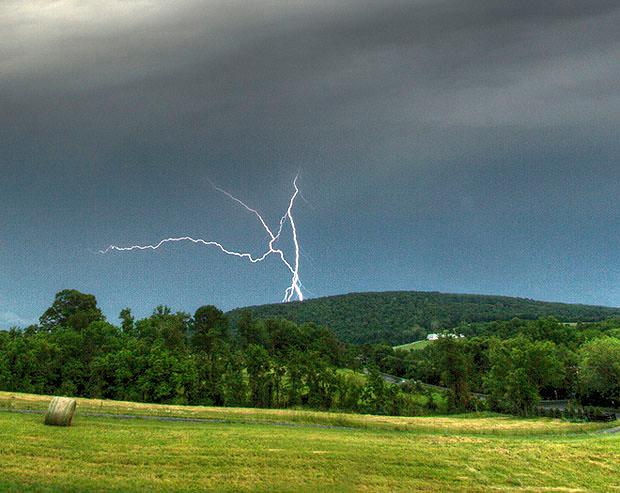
[44,397,77,426]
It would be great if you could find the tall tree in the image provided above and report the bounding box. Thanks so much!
[436,336,471,411]
[245,344,273,408]
[119,308,135,335]
[192,305,229,352]
[39,289,104,331]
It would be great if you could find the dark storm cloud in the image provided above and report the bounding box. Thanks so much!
[2,1,620,320]
[2,0,619,170]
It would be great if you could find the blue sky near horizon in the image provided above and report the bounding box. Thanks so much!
[1,1,620,327]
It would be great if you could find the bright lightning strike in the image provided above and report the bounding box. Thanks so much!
[100,176,304,302]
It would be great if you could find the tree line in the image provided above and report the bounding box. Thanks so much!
[2,290,619,417]
[0,290,436,416]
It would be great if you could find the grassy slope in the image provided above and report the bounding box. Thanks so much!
[394,339,431,351]
[1,392,619,492]
[228,290,620,345]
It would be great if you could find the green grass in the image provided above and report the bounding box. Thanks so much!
[1,392,619,492]
[394,339,431,351]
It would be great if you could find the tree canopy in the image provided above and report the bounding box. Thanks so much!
[228,291,620,345]
[39,289,105,331]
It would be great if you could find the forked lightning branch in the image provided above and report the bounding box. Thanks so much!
[100,176,304,302]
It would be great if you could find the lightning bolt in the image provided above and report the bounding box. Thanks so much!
[100,175,304,302]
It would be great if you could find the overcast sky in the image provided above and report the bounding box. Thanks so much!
[2,0,620,326]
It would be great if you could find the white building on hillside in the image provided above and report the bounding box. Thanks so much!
[426,333,465,341]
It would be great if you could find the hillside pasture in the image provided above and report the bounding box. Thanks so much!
[393,339,431,351]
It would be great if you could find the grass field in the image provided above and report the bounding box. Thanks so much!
[1,392,619,492]
[394,339,431,351]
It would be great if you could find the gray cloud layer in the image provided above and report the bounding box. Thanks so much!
[3,0,619,169]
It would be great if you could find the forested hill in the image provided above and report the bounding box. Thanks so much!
[228,291,620,345]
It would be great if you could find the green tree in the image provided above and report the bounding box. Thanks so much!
[39,289,104,331]
[119,308,135,335]
[220,350,248,407]
[435,336,471,411]
[237,310,265,348]
[138,342,196,404]
[245,344,273,407]
[191,306,230,406]
[485,336,564,415]
[192,305,229,352]
[578,337,620,407]
[360,369,386,414]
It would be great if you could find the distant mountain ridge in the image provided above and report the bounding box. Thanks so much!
[228,291,620,345]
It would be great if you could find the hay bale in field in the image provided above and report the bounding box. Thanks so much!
[44,397,77,426]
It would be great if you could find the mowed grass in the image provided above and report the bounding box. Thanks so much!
[0,391,610,435]
[0,393,619,492]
